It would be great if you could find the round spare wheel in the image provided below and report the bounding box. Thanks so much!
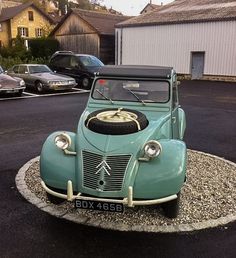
[85,108,148,135]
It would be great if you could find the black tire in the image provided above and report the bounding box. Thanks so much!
[81,76,91,90]
[162,192,181,218]
[85,108,148,135]
[46,192,65,205]
[36,81,44,93]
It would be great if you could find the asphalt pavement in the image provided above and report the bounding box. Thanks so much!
[0,80,235,258]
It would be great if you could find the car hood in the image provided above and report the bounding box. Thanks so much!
[78,111,171,154]
[0,74,19,88]
[32,72,74,80]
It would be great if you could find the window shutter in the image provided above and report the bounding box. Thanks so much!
[17,27,21,36]
[26,28,29,37]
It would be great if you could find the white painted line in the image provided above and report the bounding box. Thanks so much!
[0,89,89,101]
[23,92,39,96]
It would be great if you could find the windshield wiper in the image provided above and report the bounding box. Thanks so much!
[96,89,113,104]
[125,88,146,105]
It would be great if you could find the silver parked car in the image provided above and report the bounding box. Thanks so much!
[0,65,25,96]
[8,64,77,93]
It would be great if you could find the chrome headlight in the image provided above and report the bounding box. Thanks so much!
[144,140,162,158]
[55,133,71,150]
[20,80,25,86]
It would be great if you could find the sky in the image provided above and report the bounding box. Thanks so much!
[102,0,174,16]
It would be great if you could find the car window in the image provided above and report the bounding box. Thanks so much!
[93,79,170,103]
[28,65,51,74]
[18,66,28,74]
[70,56,80,68]
[78,56,103,67]
[13,66,19,74]
[52,55,71,67]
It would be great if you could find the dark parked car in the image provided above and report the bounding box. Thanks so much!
[49,51,104,89]
[8,64,76,93]
[0,65,25,96]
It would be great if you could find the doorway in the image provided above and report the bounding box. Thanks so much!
[191,52,205,80]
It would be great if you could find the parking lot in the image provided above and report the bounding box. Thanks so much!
[0,80,235,258]
[0,87,89,101]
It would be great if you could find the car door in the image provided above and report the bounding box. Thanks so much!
[18,65,31,87]
[68,56,83,82]
[171,75,180,139]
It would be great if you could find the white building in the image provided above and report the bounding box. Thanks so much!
[116,0,236,80]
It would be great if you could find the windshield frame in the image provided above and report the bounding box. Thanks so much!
[91,77,171,104]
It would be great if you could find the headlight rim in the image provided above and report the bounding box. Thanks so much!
[54,133,72,150]
[143,140,162,158]
[19,80,25,86]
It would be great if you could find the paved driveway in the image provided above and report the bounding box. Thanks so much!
[0,80,235,258]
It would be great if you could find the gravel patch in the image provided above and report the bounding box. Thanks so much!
[21,150,236,232]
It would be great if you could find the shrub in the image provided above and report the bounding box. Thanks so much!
[0,56,48,70]
[29,38,59,59]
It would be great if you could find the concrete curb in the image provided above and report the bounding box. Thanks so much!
[16,151,236,233]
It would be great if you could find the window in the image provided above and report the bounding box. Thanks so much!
[13,66,19,74]
[17,27,29,37]
[52,55,71,68]
[93,79,170,103]
[35,28,43,37]
[28,11,34,21]
[18,66,28,74]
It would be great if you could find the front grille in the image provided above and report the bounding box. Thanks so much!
[82,150,131,192]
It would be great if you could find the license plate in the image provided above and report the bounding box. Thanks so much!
[6,89,17,93]
[75,199,124,213]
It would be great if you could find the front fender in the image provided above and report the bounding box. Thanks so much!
[40,131,77,191]
[133,139,186,199]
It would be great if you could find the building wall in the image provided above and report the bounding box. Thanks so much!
[10,7,52,41]
[0,21,10,47]
[54,13,100,57]
[116,21,236,76]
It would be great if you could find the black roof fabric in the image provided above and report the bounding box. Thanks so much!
[96,65,173,78]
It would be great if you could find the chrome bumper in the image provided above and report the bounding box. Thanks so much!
[41,180,177,207]
[0,86,25,92]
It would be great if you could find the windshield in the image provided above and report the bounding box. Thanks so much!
[28,65,52,74]
[78,56,104,67]
[92,79,170,103]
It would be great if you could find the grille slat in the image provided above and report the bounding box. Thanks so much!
[82,150,131,192]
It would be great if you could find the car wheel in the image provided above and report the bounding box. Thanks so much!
[162,192,181,218]
[81,76,91,90]
[46,193,65,205]
[85,108,149,135]
[36,81,44,93]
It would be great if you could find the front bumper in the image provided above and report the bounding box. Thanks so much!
[41,180,177,207]
[0,86,25,93]
[48,83,77,90]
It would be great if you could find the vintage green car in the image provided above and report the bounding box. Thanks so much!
[40,65,186,218]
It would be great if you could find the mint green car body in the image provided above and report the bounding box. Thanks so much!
[40,65,186,211]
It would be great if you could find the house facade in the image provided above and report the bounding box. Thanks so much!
[50,9,129,64]
[116,0,236,80]
[0,2,55,48]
